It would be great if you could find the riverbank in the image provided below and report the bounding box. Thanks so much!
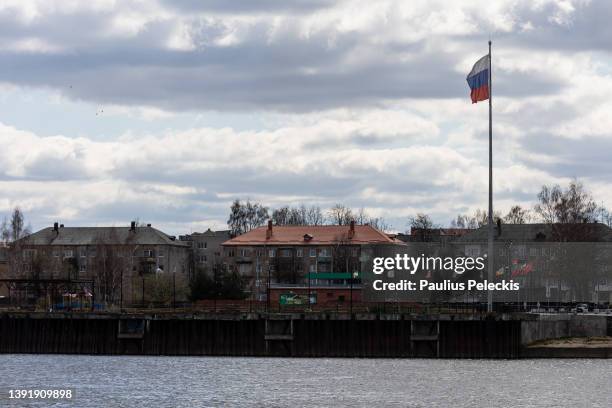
[523,336,612,358]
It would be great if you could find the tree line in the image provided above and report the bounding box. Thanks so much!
[410,179,612,231]
[228,180,612,237]
[227,200,390,235]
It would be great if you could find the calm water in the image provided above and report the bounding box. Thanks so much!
[0,355,610,407]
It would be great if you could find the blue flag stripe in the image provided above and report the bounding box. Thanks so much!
[467,69,488,90]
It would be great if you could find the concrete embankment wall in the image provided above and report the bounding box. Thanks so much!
[520,314,612,345]
[0,313,522,358]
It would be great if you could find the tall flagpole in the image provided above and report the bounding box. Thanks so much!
[487,40,494,313]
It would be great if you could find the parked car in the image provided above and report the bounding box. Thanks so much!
[575,303,589,313]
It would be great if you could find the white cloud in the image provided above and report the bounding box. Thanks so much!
[0,0,611,233]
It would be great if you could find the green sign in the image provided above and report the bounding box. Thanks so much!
[280,293,317,305]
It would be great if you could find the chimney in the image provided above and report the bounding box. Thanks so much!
[348,220,355,239]
[266,220,273,239]
[53,222,59,232]
[60,224,64,228]
[130,221,136,231]
[147,223,151,227]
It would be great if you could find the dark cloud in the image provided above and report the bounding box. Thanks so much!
[516,132,612,183]
[498,1,612,52]
[0,1,576,113]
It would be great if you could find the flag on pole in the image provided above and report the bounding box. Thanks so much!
[511,261,533,278]
[466,55,490,103]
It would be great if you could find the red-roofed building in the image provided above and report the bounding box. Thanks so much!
[222,221,404,302]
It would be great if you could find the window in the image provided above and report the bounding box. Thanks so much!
[465,246,480,257]
[269,249,276,258]
[79,264,86,273]
[227,249,235,257]
[197,242,204,249]
[204,242,207,249]
[143,249,153,257]
[319,248,330,257]
[53,250,60,258]
[318,263,331,273]
[309,264,316,273]
[80,247,87,258]
[296,249,303,257]
[158,249,165,258]
[198,256,206,263]
[64,250,74,258]
[309,249,316,257]
[90,248,97,258]
[280,249,292,258]
[240,249,250,257]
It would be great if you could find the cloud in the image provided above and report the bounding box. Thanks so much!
[0,0,599,112]
[1,1,612,234]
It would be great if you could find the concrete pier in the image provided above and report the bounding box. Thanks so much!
[0,312,609,358]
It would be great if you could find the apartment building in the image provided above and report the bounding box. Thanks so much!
[8,222,190,305]
[179,229,231,276]
[222,221,404,302]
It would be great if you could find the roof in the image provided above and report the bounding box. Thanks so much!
[410,228,472,236]
[223,224,402,246]
[16,226,188,247]
[456,223,612,243]
[192,229,231,238]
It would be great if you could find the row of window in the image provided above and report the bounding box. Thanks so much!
[466,246,580,258]
[23,248,166,259]
[228,247,359,258]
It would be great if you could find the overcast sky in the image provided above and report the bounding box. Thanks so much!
[1,0,612,234]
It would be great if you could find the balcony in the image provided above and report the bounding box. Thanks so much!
[235,255,252,264]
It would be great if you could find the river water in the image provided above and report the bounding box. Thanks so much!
[0,355,610,407]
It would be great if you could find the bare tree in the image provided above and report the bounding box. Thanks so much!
[473,208,502,227]
[408,213,434,231]
[305,205,325,225]
[328,204,353,225]
[272,206,291,225]
[503,205,531,224]
[366,217,390,232]
[534,180,598,224]
[6,207,31,242]
[451,209,500,229]
[91,231,126,305]
[0,217,9,243]
[450,214,473,229]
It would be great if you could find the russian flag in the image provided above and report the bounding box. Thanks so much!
[466,54,490,104]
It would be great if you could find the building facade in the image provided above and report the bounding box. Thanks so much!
[454,223,612,304]
[222,221,404,302]
[179,229,231,277]
[7,222,190,306]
